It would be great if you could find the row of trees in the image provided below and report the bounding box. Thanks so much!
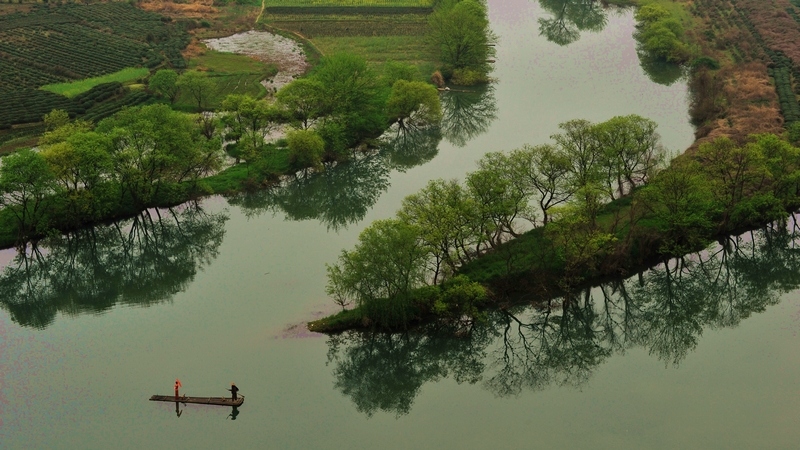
[0,51,446,245]
[326,115,666,328]
[328,221,800,415]
[0,105,223,240]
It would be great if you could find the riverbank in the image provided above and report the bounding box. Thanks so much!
[309,0,800,334]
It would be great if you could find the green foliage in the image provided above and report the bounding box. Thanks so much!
[398,178,480,282]
[546,204,616,286]
[311,52,388,145]
[381,61,422,86]
[427,0,496,82]
[326,218,429,329]
[287,129,325,171]
[637,159,717,255]
[220,94,281,164]
[0,149,57,237]
[148,69,180,103]
[634,4,670,25]
[436,274,487,319]
[386,80,442,128]
[276,78,326,129]
[96,104,222,206]
[633,4,690,63]
[177,71,217,112]
[43,109,71,131]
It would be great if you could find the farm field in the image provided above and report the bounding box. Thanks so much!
[263,0,434,7]
[172,48,279,111]
[679,0,800,143]
[260,1,436,74]
[0,2,190,129]
[312,35,432,72]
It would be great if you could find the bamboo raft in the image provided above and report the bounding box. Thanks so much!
[150,395,244,407]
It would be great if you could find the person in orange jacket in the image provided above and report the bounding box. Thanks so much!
[174,379,182,400]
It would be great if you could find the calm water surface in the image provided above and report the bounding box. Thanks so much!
[4,1,798,449]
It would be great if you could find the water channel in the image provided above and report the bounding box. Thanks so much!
[3,1,799,448]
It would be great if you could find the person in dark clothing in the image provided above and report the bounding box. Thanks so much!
[228,383,239,401]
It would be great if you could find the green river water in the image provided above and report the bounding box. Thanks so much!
[2,1,799,448]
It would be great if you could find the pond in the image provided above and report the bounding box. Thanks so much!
[6,1,795,449]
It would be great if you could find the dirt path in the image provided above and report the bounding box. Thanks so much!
[255,0,266,27]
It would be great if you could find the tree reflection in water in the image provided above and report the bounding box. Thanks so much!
[327,218,800,415]
[232,87,497,230]
[229,153,391,231]
[380,125,443,172]
[0,205,228,329]
[537,0,609,46]
[440,87,498,147]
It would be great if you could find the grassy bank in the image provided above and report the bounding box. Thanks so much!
[40,68,150,98]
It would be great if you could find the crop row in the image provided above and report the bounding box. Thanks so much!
[82,91,153,123]
[0,82,147,129]
[726,1,800,124]
[0,89,76,129]
[0,3,190,125]
[269,19,427,37]
[263,0,433,6]
[265,6,432,15]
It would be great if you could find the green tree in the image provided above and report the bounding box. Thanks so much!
[177,71,216,112]
[0,149,58,238]
[312,53,386,144]
[96,104,219,206]
[381,61,422,86]
[508,144,574,225]
[398,179,480,283]
[695,137,770,226]
[551,119,601,189]
[467,151,532,246]
[276,78,326,130]
[42,131,113,193]
[427,0,496,77]
[43,109,70,131]
[593,115,665,199]
[636,160,716,255]
[39,119,93,146]
[386,80,443,130]
[326,219,428,328]
[221,94,280,164]
[287,129,325,172]
[148,69,180,103]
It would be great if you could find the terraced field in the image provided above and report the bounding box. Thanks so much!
[0,3,190,128]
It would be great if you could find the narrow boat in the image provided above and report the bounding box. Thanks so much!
[149,394,244,407]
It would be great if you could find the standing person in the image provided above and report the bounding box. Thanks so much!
[228,383,239,401]
[174,379,182,400]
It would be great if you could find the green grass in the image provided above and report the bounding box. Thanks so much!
[202,145,292,193]
[189,50,273,73]
[264,0,433,6]
[40,68,149,98]
[312,35,434,73]
[174,52,279,110]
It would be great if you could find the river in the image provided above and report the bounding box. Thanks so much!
[4,1,798,449]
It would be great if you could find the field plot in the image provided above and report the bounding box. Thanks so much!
[261,1,435,73]
[0,3,189,128]
[41,68,150,98]
[263,0,434,7]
